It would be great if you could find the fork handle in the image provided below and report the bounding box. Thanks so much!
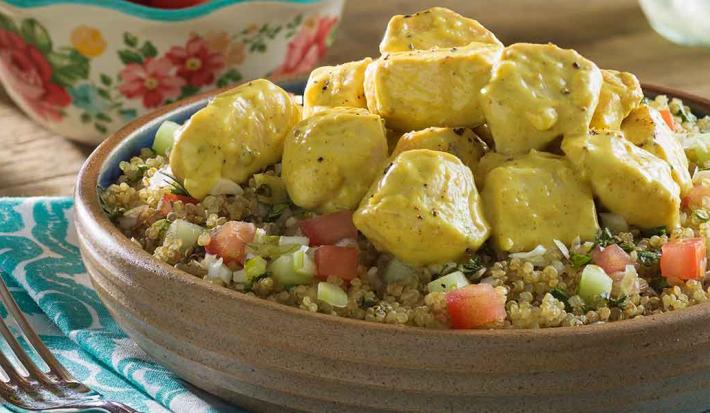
[45,399,141,413]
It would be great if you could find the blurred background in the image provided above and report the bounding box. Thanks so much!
[0,0,709,196]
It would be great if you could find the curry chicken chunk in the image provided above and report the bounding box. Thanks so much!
[391,127,485,171]
[622,105,692,195]
[170,79,301,199]
[302,58,372,118]
[354,149,490,266]
[282,107,388,213]
[365,42,502,131]
[563,130,681,229]
[590,69,643,130]
[481,151,599,252]
[379,6,502,53]
[481,43,602,155]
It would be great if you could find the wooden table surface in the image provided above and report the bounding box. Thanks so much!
[2,0,710,197]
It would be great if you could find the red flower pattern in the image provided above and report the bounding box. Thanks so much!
[271,16,338,79]
[166,36,225,87]
[118,57,185,108]
[0,30,70,122]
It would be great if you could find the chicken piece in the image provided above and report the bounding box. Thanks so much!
[282,107,388,213]
[590,70,643,130]
[481,151,599,252]
[562,130,680,229]
[481,43,602,155]
[170,79,300,199]
[302,58,372,118]
[353,149,490,266]
[621,105,692,195]
[379,7,502,53]
[365,42,502,131]
[474,151,516,190]
[391,127,485,171]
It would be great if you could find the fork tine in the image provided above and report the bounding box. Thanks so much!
[0,272,73,384]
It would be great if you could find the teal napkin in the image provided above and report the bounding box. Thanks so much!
[0,197,242,413]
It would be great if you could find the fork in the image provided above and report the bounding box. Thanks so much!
[0,271,139,412]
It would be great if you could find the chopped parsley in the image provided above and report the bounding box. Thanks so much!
[650,277,669,292]
[641,226,667,237]
[570,253,592,268]
[162,173,191,196]
[637,250,661,266]
[460,256,484,277]
[676,104,695,123]
[607,295,628,309]
[694,209,710,222]
[265,203,288,222]
[549,288,572,312]
[593,227,615,248]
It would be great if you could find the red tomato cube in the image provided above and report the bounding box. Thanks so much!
[660,238,707,281]
[591,244,632,275]
[315,246,359,281]
[446,284,506,329]
[299,210,358,246]
[204,221,256,265]
[158,193,197,216]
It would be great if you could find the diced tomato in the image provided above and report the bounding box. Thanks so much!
[158,193,197,216]
[660,238,707,281]
[315,246,359,281]
[591,244,632,274]
[204,221,256,265]
[659,108,676,131]
[445,284,506,329]
[683,184,710,209]
[299,210,358,246]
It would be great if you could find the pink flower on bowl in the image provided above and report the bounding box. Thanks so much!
[0,30,71,122]
[271,15,338,79]
[118,57,185,108]
[167,36,225,87]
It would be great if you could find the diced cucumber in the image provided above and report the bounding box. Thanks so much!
[292,247,315,276]
[166,219,203,251]
[279,236,310,246]
[317,282,348,308]
[254,174,289,204]
[427,270,470,293]
[685,133,710,164]
[578,264,613,304]
[599,213,629,234]
[270,254,313,286]
[152,120,181,156]
[383,258,415,283]
[245,256,267,280]
[209,178,243,196]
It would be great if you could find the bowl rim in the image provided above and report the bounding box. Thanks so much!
[1,0,331,22]
[75,80,710,339]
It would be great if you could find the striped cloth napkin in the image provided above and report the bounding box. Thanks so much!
[0,197,243,412]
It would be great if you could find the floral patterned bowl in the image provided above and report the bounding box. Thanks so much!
[0,0,344,144]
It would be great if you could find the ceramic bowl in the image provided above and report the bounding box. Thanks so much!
[0,0,344,144]
[74,83,710,413]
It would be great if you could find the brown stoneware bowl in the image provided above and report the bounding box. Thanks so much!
[74,83,710,413]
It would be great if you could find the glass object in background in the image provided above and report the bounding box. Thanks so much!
[640,0,710,46]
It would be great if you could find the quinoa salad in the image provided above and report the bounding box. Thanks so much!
[101,7,710,330]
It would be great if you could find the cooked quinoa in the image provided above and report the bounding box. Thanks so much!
[99,94,710,330]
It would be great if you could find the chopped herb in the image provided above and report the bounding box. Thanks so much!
[641,226,667,237]
[637,250,661,266]
[649,277,669,292]
[593,227,615,247]
[162,173,190,196]
[459,256,484,278]
[265,203,288,222]
[550,288,572,312]
[97,186,120,220]
[694,209,710,222]
[607,295,628,309]
[570,253,592,268]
